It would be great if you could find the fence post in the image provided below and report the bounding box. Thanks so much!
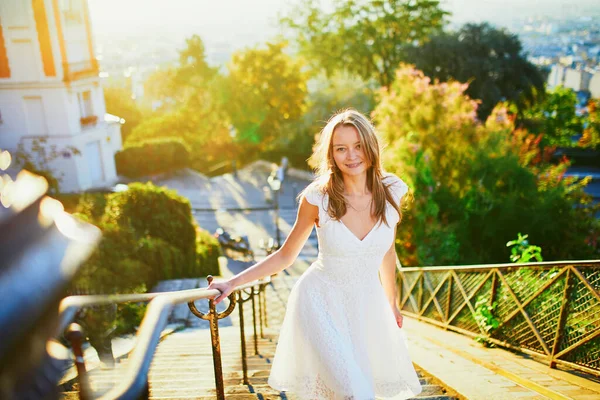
[549,267,572,368]
[65,323,92,400]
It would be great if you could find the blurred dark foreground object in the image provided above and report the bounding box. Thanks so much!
[0,170,101,400]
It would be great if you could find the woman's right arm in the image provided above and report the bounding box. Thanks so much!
[208,196,318,304]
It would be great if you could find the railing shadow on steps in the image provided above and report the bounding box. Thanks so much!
[59,275,273,400]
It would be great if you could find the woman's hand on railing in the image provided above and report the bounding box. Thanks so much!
[207,279,235,305]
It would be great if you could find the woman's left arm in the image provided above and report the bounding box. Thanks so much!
[379,225,403,328]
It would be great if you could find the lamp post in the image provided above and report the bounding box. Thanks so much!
[267,174,281,248]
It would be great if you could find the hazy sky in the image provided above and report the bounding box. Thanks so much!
[87,0,600,47]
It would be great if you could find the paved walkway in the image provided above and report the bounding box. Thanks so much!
[402,317,600,400]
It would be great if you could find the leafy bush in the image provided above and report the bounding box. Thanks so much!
[102,182,197,271]
[72,224,148,293]
[135,236,187,286]
[75,193,108,223]
[375,65,600,266]
[115,138,190,178]
[114,284,147,336]
[196,226,222,277]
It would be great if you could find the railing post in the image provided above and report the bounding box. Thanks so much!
[205,277,226,400]
[238,291,249,385]
[258,285,265,338]
[417,274,423,314]
[445,274,452,328]
[251,288,259,355]
[65,323,92,400]
[490,269,498,308]
[263,282,269,328]
[550,267,572,368]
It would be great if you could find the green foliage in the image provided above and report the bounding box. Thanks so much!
[143,67,180,113]
[103,182,197,270]
[115,138,191,178]
[196,226,222,277]
[375,65,600,266]
[75,193,108,223]
[114,296,147,336]
[73,223,149,293]
[69,182,222,299]
[131,34,237,173]
[67,182,221,340]
[54,192,83,213]
[224,41,308,157]
[404,23,546,120]
[474,295,499,346]
[519,86,584,148]
[264,72,377,170]
[135,236,187,286]
[580,98,600,150]
[506,233,543,263]
[175,34,218,90]
[281,0,449,87]
[103,86,145,142]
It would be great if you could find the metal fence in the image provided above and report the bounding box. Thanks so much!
[398,260,600,376]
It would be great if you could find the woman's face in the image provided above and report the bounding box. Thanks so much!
[331,124,369,177]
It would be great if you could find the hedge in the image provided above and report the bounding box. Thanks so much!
[115,138,190,178]
[102,182,197,272]
[196,226,221,277]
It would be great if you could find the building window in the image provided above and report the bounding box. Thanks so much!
[78,90,93,118]
[60,0,83,26]
[78,90,97,126]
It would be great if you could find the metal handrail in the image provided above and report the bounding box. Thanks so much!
[399,259,600,272]
[59,276,271,400]
[398,260,600,376]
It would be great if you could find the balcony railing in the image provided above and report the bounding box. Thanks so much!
[63,59,99,82]
[80,115,98,127]
[397,260,600,376]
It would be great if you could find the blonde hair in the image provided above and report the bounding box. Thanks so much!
[304,109,401,226]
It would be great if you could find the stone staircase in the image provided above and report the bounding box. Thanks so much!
[62,327,455,399]
[60,275,458,399]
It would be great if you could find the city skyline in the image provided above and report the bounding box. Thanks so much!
[88,0,600,51]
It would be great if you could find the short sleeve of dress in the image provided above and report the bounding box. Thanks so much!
[384,173,408,225]
[303,182,322,207]
[302,181,330,226]
[385,173,409,205]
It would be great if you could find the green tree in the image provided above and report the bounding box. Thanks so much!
[281,0,448,88]
[103,86,145,142]
[126,99,236,172]
[403,23,546,120]
[580,98,600,150]
[374,65,599,266]
[143,34,219,111]
[174,34,218,96]
[224,41,308,156]
[282,72,377,170]
[131,34,237,172]
[519,85,583,148]
[143,67,180,112]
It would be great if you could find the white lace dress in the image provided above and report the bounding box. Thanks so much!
[268,174,423,400]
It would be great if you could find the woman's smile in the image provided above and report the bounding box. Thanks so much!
[345,161,363,168]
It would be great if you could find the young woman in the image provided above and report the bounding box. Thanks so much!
[208,109,423,399]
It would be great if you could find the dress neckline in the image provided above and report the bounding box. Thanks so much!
[338,218,379,243]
